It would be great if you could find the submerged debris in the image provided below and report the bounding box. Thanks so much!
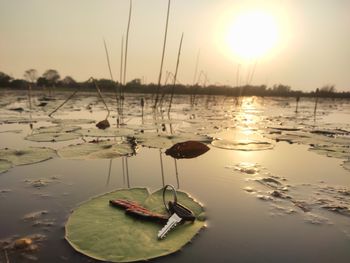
[0,234,46,261]
[322,205,350,217]
[256,177,282,189]
[291,200,313,212]
[24,177,59,188]
[23,210,48,221]
[243,186,255,193]
[304,213,333,226]
[234,162,259,175]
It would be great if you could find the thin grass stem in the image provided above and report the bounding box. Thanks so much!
[168,33,184,113]
[154,0,171,108]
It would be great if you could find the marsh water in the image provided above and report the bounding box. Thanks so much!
[0,90,350,262]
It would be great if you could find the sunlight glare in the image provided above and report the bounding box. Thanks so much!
[226,11,279,60]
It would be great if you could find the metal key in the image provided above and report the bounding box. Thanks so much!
[158,185,195,240]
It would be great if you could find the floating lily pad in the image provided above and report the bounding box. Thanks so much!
[211,139,274,151]
[58,141,135,159]
[135,134,174,149]
[65,188,205,262]
[51,119,95,125]
[0,116,37,124]
[0,147,57,166]
[25,132,81,142]
[75,128,134,137]
[33,125,81,133]
[0,159,13,173]
[170,133,213,144]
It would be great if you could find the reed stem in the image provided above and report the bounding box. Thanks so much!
[103,38,114,81]
[168,33,184,113]
[154,0,171,108]
[123,0,132,86]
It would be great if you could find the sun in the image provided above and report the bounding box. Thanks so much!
[226,11,279,60]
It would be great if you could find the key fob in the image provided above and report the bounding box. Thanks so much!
[168,201,195,222]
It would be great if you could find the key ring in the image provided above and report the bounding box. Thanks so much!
[162,184,177,213]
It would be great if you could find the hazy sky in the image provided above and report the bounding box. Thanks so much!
[1,0,349,91]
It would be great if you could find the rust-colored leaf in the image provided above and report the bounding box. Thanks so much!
[165,141,210,159]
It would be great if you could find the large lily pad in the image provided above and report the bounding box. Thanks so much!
[25,132,81,142]
[51,119,95,125]
[58,141,135,159]
[75,128,134,137]
[135,134,174,149]
[0,147,57,166]
[33,125,81,133]
[65,188,205,262]
[211,139,274,151]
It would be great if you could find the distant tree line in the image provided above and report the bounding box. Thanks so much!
[0,69,349,98]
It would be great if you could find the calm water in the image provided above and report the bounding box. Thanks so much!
[0,90,350,262]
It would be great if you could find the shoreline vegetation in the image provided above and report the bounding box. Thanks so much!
[1,70,349,99]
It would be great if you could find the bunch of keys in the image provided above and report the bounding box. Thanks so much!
[157,185,195,240]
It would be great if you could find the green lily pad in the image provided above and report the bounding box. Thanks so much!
[65,188,206,262]
[170,133,213,144]
[0,159,13,173]
[75,128,134,137]
[0,147,57,166]
[33,125,81,133]
[25,132,81,142]
[135,134,174,149]
[58,141,135,159]
[211,139,274,151]
[51,119,95,125]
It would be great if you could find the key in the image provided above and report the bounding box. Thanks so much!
[157,201,195,239]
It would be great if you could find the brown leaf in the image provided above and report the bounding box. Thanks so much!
[96,119,110,130]
[165,141,210,159]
